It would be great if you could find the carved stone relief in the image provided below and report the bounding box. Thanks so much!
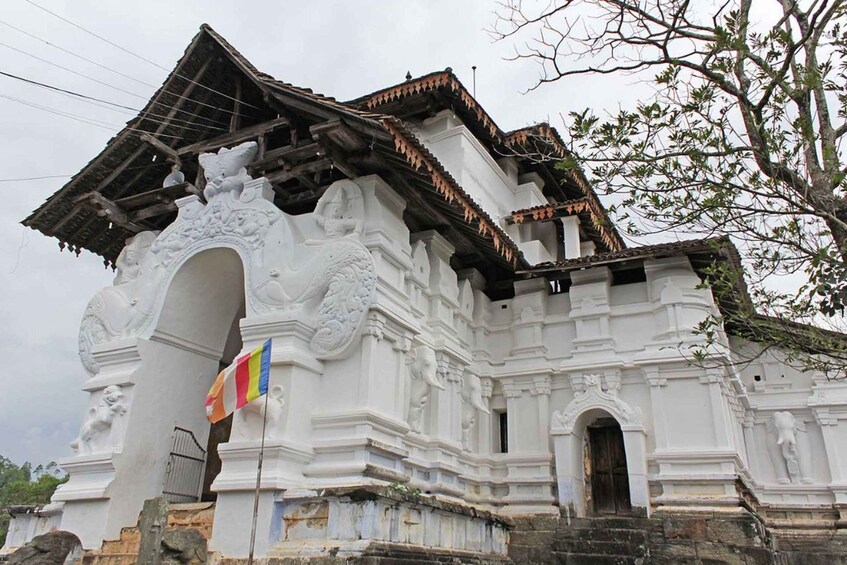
[231,385,286,441]
[766,411,813,484]
[459,372,490,451]
[79,231,159,374]
[77,145,377,374]
[72,385,127,455]
[406,345,444,433]
[198,142,257,201]
[550,374,642,435]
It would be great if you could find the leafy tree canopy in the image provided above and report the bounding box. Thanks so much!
[492,0,847,376]
[0,456,66,547]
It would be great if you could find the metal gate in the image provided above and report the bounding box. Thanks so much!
[162,427,207,503]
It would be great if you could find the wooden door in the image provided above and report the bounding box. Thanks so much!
[589,423,632,514]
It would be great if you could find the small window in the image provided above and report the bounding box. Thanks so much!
[495,410,509,453]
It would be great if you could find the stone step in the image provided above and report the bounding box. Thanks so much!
[553,539,647,558]
[552,551,642,565]
[568,516,653,530]
[511,526,648,546]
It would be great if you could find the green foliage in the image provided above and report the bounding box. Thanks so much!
[493,0,847,376]
[0,456,67,547]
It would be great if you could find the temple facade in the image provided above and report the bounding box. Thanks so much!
[9,25,847,562]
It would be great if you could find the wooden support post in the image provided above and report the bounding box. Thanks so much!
[229,76,242,133]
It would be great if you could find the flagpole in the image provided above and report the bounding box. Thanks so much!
[247,386,270,565]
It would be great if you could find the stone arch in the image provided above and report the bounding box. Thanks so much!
[132,246,246,488]
[551,375,650,517]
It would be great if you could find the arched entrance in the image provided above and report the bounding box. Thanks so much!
[586,417,632,515]
[550,376,650,517]
[147,247,246,502]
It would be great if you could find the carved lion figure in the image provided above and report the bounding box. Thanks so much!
[73,385,127,454]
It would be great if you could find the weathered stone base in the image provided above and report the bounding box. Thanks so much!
[265,487,510,562]
[218,542,511,564]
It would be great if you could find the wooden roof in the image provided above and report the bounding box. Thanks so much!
[348,70,625,253]
[22,25,531,291]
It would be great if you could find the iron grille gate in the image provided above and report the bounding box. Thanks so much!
[162,427,207,503]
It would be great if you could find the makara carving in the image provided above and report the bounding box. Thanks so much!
[459,372,490,450]
[79,231,159,374]
[766,411,813,484]
[72,385,127,455]
[550,374,642,435]
[406,345,444,433]
[77,145,377,375]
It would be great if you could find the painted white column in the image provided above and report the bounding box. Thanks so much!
[644,367,669,450]
[701,370,733,449]
[212,315,323,558]
[561,216,581,259]
[621,427,650,515]
[552,432,583,517]
[532,376,552,447]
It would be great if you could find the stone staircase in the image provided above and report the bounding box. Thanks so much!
[507,511,808,564]
[509,515,653,564]
[81,502,215,565]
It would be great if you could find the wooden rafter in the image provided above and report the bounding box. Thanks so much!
[177,116,289,156]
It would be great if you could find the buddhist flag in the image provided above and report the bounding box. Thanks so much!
[205,339,272,423]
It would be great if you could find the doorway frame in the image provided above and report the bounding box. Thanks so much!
[551,376,650,517]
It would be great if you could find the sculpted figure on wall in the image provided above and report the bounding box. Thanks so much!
[232,384,285,441]
[766,411,813,484]
[313,180,363,239]
[72,385,127,455]
[78,231,159,374]
[459,372,490,450]
[253,179,376,358]
[407,345,444,433]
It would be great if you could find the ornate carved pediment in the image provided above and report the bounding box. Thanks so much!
[550,374,643,435]
[78,146,376,373]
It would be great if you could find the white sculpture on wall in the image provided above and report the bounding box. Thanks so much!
[406,345,444,433]
[72,385,127,455]
[198,141,257,201]
[232,384,286,441]
[314,180,364,239]
[550,374,642,435]
[77,145,377,373]
[766,411,813,484]
[78,231,159,374]
[459,372,490,450]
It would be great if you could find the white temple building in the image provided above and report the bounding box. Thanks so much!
[10,25,847,562]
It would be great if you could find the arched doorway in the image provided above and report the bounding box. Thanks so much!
[550,377,650,517]
[149,247,246,502]
[586,417,632,515]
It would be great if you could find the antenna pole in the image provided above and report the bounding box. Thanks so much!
[472,66,477,98]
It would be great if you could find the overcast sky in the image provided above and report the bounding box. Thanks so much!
[0,0,653,467]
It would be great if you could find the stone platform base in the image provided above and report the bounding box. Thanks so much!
[264,486,510,562]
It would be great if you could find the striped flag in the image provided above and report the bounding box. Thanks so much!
[205,339,272,423]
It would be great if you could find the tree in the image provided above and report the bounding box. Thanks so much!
[0,457,66,546]
[491,0,847,376]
